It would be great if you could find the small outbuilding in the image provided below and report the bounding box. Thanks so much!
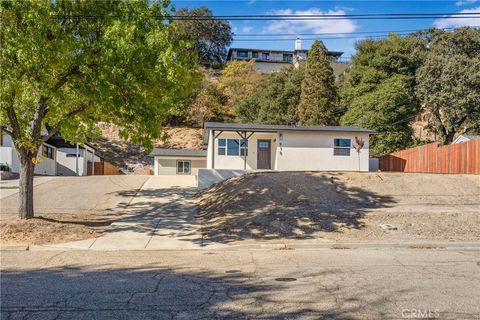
[151,148,207,176]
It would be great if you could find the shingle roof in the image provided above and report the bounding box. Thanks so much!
[150,148,207,157]
[204,122,376,134]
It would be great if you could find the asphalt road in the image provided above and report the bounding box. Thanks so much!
[1,247,479,319]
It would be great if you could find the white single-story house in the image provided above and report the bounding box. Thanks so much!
[204,122,376,172]
[452,134,480,144]
[45,135,102,176]
[1,132,57,176]
[151,148,207,176]
[0,132,102,176]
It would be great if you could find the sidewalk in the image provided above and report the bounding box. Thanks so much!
[31,175,221,250]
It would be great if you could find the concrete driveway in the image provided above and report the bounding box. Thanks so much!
[86,175,201,250]
[0,176,149,219]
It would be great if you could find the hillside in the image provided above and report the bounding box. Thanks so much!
[91,123,204,174]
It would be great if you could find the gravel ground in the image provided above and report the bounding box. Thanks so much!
[197,172,480,244]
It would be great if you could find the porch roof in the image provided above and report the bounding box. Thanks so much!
[150,148,207,158]
[204,122,376,138]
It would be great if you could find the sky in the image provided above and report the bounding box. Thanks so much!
[171,0,480,57]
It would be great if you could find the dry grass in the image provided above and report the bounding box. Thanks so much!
[0,213,117,245]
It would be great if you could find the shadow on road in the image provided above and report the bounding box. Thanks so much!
[1,264,395,319]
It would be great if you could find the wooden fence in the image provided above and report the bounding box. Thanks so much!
[379,140,480,174]
[87,160,119,175]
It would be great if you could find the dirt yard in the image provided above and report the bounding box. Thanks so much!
[196,172,480,244]
[0,213,118,245]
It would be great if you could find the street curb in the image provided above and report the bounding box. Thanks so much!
[5,241,480,252]
[0,245,29,251]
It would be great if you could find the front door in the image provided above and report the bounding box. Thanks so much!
[257,140,271,169]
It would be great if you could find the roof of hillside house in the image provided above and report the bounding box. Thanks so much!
[204,122,376,135]
[150,148,207,157]
[226,48,343,60]
[45,135,97,151]
[452,134,480,144]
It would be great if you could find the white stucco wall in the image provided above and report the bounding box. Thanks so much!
[206,130,371,172]
[275,131,370,172]
[154,156,207,176]
[253,62,290,73]
[209,131,277,170]
[0,143,57,175]
[56,148,85,176]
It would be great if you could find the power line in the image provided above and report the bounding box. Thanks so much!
[172,13,480,21]
[232,32,419,41]
[232,28,453,37]
[49,12,480,21]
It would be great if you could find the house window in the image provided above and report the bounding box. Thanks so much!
[237,50,248,58]
[43,145,55,160]
[333,139,351,156]
[283,53,293,62]
[217,138,248,156]
[240,139,248,156]
[176,160,191,174]
[227,139,239,156]
[218,139,226,155]
[252,51,258,58]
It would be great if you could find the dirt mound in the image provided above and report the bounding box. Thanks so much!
[196,172,480,244]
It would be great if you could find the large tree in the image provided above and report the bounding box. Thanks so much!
[297,40,340,125]
[416,28,480,145]
[340,34,423,155]
[218,60,265,114]
[0,0,198,219]
[173,7,233,68]
[236,65,304,124]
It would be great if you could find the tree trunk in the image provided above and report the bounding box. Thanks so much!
[18,153,35,219]
[440,130,456,145]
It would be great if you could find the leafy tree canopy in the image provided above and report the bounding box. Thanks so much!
[297,40,341,126]
[236,65,304,125]
[173,7,233,68]
[0,0,199,218]
[340,34,423,155]
[218,60,265,112]
[416,27,480,145]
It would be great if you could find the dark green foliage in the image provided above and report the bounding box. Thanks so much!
[236,66,304,124]
[416,28,480,145]
[297,40,340,125]
[174,7,233,68]
[340,34,423,156]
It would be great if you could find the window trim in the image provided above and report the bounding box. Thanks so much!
[236,50,248,58]
[333,138,351,156]
[217,138,248,157]
[43,145,55,160]
[176,160,191,175]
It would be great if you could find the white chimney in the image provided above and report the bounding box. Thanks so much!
[295,38,302,51]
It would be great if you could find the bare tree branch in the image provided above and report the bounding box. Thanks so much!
[1,125,14,136]
[6,107,21,140]
[41,102,90,142]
